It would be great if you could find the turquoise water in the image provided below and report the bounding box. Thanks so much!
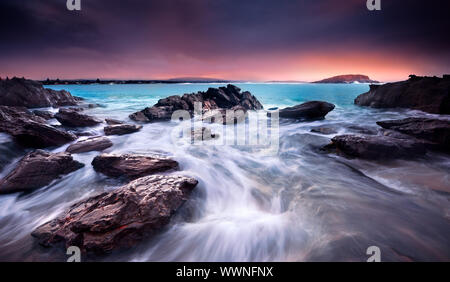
[0,83,449,262]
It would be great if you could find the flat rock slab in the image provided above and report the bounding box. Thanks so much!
[32,175,198,254]
[104,124,142,136]
[377,117,450,150]
[55,108,102,127]
[66,136,113,154]
[325,134,428,160]
[0,150,84,194]
[0,106,76,148]
[279,101,335,120]
[92,154,179,179]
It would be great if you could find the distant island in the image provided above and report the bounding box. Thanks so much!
[314,74,379,84]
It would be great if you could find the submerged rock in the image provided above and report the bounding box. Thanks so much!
[66,136,113,154]
[55,108,102,127]
[129,84,263,122]
[0,150,84,194]
[324,134,428,159]
[0,106,76,148]
[354,75,450,114]
[279,101,335,120]
[32,174,198,254]
[376,117,450,150]
[0,77,78,108]
[104,124,142,136]
[92,154,179,179]
[105,118,125,125]
[310,127,338,135]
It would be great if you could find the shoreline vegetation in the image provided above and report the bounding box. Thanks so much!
[0,74,449,258]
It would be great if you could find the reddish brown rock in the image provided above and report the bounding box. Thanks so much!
[0,150,84,194]
[104,124,142,136]
[31,175,198,254]
[92,154,179,179]
[55,108,102,127]
[66,136,113,154]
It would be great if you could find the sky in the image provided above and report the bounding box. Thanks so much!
[0,0,449,82]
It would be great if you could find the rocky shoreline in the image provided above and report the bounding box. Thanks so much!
[0,75,449,257]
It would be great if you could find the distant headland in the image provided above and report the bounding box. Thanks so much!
[314,74,380,84]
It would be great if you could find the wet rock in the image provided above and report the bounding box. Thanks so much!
[279,101,335,120]
[376,117,450,150]
[31,174,198,254]
[105,118,125,125]
[129,84,263,122]
[33,110,55,120]
[355,75,450,114]
[55,108,102,127]
[0,106,76,148]
[92,154,179,179]
[66,136,113,154]
[0,150,84,194]
[0,77,78,108]
[325,134,428,159]
[310,127,337,135]
[104,124,142,136]
[202,106,248,125]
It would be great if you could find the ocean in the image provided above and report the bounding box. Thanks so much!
[0,83,449,261]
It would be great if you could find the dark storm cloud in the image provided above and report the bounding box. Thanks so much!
[0,0,449,79]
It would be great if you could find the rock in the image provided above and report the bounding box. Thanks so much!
[105,118,125,125]
[376,117,450,150]
[202,106,248,125]
[92,154,179,179]
[104,124,142,136]
[324,134,428,159]
[55,108,102,127]
[0,150,84,194]
[129,84,263,122]
[191,127,219,141]
[279,101,335,120]
[311,127,337,135]
[66,136,113,154]
[31,174,198,254]
[0,106,76,148]
[0,77,78,108]
[33,110,55,120]
[355,75,450,114]
[314,74,379,84]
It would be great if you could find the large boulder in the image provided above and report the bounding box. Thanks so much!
[31,175,198,254]
[0,150,84,194]
[0,77,78,108]
[92,154,179,179]
[279,101,335,120]
[354,75,450,114]
[55,108,102,127]
[324,134,428,159]
[0,106,76,148]
[129,84,263,122]
[66,136,113,154]
[104,124,142,136]
[376,117,450,150]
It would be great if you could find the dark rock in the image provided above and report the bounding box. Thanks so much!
[66,136,113,154]
[355,76,450,114]
[33,110,55,120]
[202,106,248,125]
[104,124,142,136]
[325,134,428,159]
[105,118,125,125]
[31,174,198,254]
[279,101,335,120]
[0,77,78,108]
[129,84,263,122]
[0,150,84,194]
[376,117,450,150]
[92,154,179,179]
[55,108,102,127]
[0,106,76,148]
